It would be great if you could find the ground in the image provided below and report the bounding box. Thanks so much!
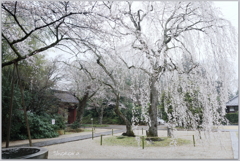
[44,128,234,159]
[2,125,237,159]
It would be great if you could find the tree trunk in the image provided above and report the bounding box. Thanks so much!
[98,105,104,125]
[75,92,89,124]
[115,94,135,137]
[5,63,16,148]
[16,63,32,146]
[146,77,158,137]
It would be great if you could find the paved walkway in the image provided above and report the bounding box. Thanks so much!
[230,132,238,159]
[218,126,238,160]
[2,129,124,148]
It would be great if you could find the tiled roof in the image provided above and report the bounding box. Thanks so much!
[226,95,238,106]
[53,90,78,103]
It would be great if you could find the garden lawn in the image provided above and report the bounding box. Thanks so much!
[99,136,191,147]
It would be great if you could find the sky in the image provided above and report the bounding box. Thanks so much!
[213,1,238,29]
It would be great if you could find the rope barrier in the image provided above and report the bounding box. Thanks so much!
[98,131,197,148]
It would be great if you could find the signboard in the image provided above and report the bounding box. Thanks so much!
[52,119,55,125]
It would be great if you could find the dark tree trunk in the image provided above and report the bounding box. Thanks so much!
[98,105,104,125]
[115,95,135,137]
[75,92,89,124]
[74,86,98,125]
[96,57,134,136]
[16,63,32,146]
[5,63,16,148]
[146,77,158,137]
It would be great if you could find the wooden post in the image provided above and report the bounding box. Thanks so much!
[100,135,103,145]
[92,128,94,140]
[193,135,195,147]
[167,127,173,138]
[142,136,145,149]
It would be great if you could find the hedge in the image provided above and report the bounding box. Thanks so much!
[225,112,238,124]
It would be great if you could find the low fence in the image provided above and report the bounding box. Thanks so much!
[91,128,114,140]
[95,128,197,149]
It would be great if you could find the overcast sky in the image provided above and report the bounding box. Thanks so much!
[213,1,238,29]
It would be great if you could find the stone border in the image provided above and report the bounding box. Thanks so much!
[2,147,48,159]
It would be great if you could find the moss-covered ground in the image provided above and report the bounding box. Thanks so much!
[98,135,191,147]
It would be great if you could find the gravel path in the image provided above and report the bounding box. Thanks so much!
[230,131,238,159]
[44,130,234,159]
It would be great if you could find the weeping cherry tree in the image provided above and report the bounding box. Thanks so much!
[108,1,237,137]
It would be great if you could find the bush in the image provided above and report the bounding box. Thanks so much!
[9,110,27,140]
[225,113,238,124]
[3,112,60,141]
[70,121,81,129]
[52,114,66,130]
[28,113,59,139]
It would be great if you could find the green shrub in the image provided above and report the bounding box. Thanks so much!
[70,121,80,129]
[4,112,59,140]
[52,114,66,130]
[225,113,238,124]
[28,113,59,139]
